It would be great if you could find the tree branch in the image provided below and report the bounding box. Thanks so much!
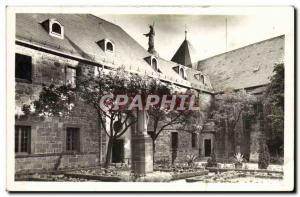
[115,118,137,139]
[154,113,181,140]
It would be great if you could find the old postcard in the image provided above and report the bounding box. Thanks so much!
[6,6,294,192]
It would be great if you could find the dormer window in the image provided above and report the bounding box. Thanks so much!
[41,19,64,39]
[179,68,185,78]
[97,39,115,54]
[152,58,158,71]
[172,64,186,79]
[200,75,205,84]
[52,23,62,34]
[144,56,159,72]
[194,73,205,84]
[106,42,114,52]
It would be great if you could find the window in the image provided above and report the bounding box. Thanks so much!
[52,23,62,34]
[145,56,158,71]
[49,20,64,39]
[192,133,197,148]
[15,53,32,82]
[94,66,100,77]
[171,132,178,149]
[42,19,64,39]
[97,39,115,54]
[179,68,184,78]
[200,75,205,84]
[66,127,80,152]
[152,58,158,71]
[254,102,263,115]
[194,74,205,84]
[106,42,114,52]
[65,66,76,87]
[15,126,31,154]
[152,59,157,70]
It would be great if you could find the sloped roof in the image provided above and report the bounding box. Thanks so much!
[185,68,213,91]
[190,35,285,91]
[171,39,195,67]
[16,14,201,90]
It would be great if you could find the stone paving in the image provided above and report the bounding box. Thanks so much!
[185,171,283,183]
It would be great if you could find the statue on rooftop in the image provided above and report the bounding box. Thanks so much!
[144,25,156,54]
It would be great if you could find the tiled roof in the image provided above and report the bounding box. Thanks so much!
[190,35,285,91]
[16,14,209,90]
[185,68,213,91]
[17,14,281,93]
[171,39,195,67]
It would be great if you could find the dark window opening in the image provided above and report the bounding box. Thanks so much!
[179,68,184,78]
[66,127,80,152]
[171,132,178,149]
[254,102,264,118]
[204,139,212,157]
[106,42,114,52]
[200,75,205,84]
[253,102,263,113]
[15,53,32,82]
[112,139,124,163]
[192,133,197,148]
[15,125,31,153]
[52,23,62,34]
[152,58,157,71]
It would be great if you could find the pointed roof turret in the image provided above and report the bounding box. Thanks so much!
[171,28,196,68]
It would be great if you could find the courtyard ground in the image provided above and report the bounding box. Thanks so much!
[15,162,283,183]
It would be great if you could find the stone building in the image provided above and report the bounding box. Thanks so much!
[14,14,284,173]
[190,35,285,162]
[14,14,213,173]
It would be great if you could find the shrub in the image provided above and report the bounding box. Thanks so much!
[206,151,217,167]
[185,154,198,167]
[258,141,270,169]
[155,157,170,168]
[233,152,244,168]
[270,156,284,165]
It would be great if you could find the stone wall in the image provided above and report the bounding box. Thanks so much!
[153,92,212,164]
[14,44,213,172]
[15,153,99,173]
[154,130,199,164]
[15,45,103,173]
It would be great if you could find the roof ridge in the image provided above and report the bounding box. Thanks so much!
[193,34,285,65]
[87,14,123,29]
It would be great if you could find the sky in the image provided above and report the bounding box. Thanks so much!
[97,13,288,62]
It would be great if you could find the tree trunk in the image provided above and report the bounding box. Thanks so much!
[224,119,229,160]
[104,137,114,168]
[152,139,156,163]
[98,119,102,166]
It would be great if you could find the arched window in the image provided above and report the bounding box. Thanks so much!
[42,19,64,39]
[106,42,114,52]
[179,68,184,78]
[52,23,62,34]
[200,75,205,84]
[152,58,157,71]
